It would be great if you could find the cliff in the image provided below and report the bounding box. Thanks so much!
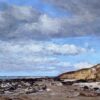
[58,64,100,81]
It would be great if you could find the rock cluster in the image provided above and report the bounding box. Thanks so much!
[0,78,63,95]
[0,79,47,94]
[73,82,100,97]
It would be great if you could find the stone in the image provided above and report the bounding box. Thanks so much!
[25,88,37,94]
[66,91,80,98]
[93,87,99,91]
[83,86,89,90]
[80,91,98,97]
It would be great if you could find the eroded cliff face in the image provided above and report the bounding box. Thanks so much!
[58,64,100,80]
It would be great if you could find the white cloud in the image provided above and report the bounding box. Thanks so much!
[74,62,93,69]
[18,14,62,37]
[46,43,88,55]
[0,40,95,72]
[39,14,61,34]
[55,62,71,67]
[0,40,92,56]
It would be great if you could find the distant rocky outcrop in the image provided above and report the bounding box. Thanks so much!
[0,78,63,95]
[58,64,100,81]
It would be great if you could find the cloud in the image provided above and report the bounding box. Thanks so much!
[0,40,93,56]
[0,1,99,76]
[17,14,62,39]
[0,40,94,72]
[39,14,61,34]
[0,2,41,40]
[0,2,61,41]
[74,62,93,69]
[0,1,100,41]
[45,43,89,55]
[43,0,100,16]
[43,0,100,36]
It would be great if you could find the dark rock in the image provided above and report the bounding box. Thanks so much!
[8,86,16,92]
[62,81,73,85]
[0,90,4,94]
[83,86,89,90]
[93,87,99,91]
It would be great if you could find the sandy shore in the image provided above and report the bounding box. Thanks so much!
[0,93,100,100]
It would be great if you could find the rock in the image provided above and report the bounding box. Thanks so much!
[0,90,4,94]
[80,91,98,97]
[66,91,80,98]
[93,87,99,91]
[40,84,47,90]
[58,64,100,81]
[73,82,100,90]
[25,88,37,94]
[46,88,51,92]
[1,82,11,88]
[8,86,17,92]
[96,90,100,95]
[17,84,22,88]
[51,81,63,86]
[33,82,47,91]
[62,81,74,85]
[4,91,12,94]
[83,86,89,90]
[21,81,31,87]
[61,79,77,85]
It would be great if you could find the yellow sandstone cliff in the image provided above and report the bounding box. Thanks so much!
[58,64,100,80]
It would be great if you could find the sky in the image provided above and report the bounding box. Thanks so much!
[0,0,100,76]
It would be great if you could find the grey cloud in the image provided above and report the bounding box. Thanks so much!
[0,2,42,40]
[0,2,61,41]
[43,0,100,36]
[0,1,100,41]
[43,0,100,16]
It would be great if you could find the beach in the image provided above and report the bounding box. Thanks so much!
[0,77,100,100]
